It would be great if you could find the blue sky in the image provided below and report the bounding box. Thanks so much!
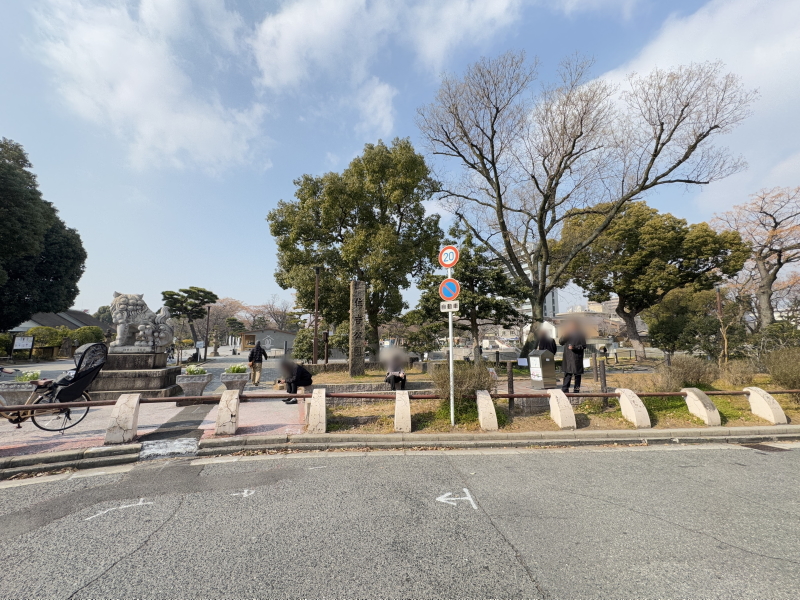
[1,0,798,314]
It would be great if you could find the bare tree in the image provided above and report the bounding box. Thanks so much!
[714,187,800,330]
[264,294,296,331]
[417,52,756,353]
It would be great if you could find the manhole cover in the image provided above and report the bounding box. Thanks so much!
[741,443,790,453]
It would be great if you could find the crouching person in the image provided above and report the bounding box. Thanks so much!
[277,359,313,404]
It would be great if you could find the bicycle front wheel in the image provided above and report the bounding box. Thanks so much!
[32,392,90,432]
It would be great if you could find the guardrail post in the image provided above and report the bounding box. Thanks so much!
[599,359,607,398]
[105,393,141,445]
[743,387,788,425]
[546,390,576,430]
[476,390,499,431]
[214,390,240,436]
[507,361,515,415]
[394,391,411,433]
[681,388,721,426]
[306,388,327,433]
[616,389,651,429]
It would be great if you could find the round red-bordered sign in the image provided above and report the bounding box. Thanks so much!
[438,245,460,269]
[439,278,461,301]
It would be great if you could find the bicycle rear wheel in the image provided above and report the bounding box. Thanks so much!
[32,392,90,432]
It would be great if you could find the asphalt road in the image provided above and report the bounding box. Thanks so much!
[0,443,799,599]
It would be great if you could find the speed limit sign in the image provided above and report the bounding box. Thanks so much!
[438,245,459,269]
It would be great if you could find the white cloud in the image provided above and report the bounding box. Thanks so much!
[554,0,639,18]
[35,0,263,171]
[354,77,397,139]
[605,0,800,215]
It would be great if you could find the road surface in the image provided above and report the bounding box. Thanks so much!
[0,442,798,599]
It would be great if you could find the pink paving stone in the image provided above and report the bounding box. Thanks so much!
[0,401,184,458]
[199,397,305,439]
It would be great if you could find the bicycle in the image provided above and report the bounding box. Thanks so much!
[0,342,107,434]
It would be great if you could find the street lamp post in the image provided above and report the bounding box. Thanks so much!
[313,266,321,364]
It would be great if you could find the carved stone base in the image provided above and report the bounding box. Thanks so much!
[109,346,165,354]
[105,352,168,370]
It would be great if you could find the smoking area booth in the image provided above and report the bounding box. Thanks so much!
[528,349,557,389]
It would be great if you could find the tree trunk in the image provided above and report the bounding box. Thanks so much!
[616,305,645,358]
[756,281,776,330]
[520,297,544,358]
[188,321,198,343]
[470,308,481,362]
[366,308,380,366]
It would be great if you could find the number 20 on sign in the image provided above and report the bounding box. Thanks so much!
[439,245,459,269]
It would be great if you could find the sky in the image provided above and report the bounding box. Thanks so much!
[1,0,798,315]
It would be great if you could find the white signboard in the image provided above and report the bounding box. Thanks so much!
[529,356,542,381]
[440,301,460,313]
[13,336,34,350]
[583,357,591,368]
[195,341,205,349]
[517,358,528,367]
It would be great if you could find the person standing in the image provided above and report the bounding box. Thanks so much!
[536,326,557,354]
[277,359,313,404]
[248,341,268,386]
[559,321,586,393]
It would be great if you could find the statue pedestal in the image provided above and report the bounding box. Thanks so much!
[88,352,181,401]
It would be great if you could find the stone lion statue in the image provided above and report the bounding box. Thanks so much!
[109,292,175,352]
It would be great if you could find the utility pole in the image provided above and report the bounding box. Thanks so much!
[203,305,210,361]
[313,266,321,364]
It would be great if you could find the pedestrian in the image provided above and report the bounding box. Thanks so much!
[558,320,587,393]
[384,354,406,391]
[536,326,557,354]
[277,358,313,404]
[248,341,268,386]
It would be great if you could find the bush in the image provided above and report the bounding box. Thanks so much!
[73,326,104,346]
[720,360,757,387]
[0,333,11,356]
[15,371,40,382]
[617,355,719,393]
[764,348,800,390]
[184,365,207,375]
[225,364,247,374]
[430,362,496,403]
[27,326,71,347]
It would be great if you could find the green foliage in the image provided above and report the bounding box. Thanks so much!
[328,323,350,355]
[268,138,443,356]
[225,317,246,335]
[561,201,749,339]
[400,312,443,355]
[414,227,527,357]
[14,370,40,382]
[162,287,218,342]
[291,328,328,362]
[225,364,248,374]
[93,305,113,325]
[73,326,104,346]
[0,333,11,356]
[430,362,496,403]
[764,348,800,390]
[184,365,207,375]
[26,326,71,347]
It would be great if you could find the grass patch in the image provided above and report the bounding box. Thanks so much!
[311,370,432,385]
[640,395,704,428]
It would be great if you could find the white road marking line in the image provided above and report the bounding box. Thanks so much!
[231,489,254,497]
[308,466,327,469]
[85,498,153,521]
[437,488,477,509]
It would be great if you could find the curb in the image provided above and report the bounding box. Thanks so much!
[2,427,799,479]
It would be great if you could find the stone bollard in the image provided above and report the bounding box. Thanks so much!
[743,387,788,425]
[616,388,651,429]
[681,388,721,426]
[105,393,141,444]
[546,389,576,430]
[214,390,240,436]
[476,390,499,431]
[394,391,412,433]
[306,388,327,434]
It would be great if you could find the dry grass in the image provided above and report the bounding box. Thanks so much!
[311,369,431,384]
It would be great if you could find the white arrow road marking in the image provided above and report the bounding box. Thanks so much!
[231,489,255,497]
[436,488,477,509]
[85,498,153,521]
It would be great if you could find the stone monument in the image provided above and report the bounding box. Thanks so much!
[348,281,366,376]
[88,292,181,400]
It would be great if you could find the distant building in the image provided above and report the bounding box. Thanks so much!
[239,328,297,355]
[10,310,111,333]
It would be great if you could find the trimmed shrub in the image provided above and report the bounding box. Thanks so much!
[720,360,757,387]
[430,362,496,403]
[26,326,71,347]
[73,326,104,346]
[764,348,800,390]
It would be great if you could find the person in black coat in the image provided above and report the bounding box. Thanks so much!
[248,341,269,386]
[536,327,557,354]
[558,321,587,393]
[277,359,313,404]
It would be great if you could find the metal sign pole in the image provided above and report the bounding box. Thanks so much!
[448,267,455,426]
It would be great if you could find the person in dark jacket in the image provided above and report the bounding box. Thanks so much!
[277,359,313,404]
[559,321,587,393]
[248,341,269,386]
[385,354,406,391]
[536,326,557,354]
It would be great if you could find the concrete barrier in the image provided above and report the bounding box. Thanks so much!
[214,390,240,436]
[306,388,327,434]
[105,393,141,445]
[681,388,721,426]
[744,387,788,425]
[476,390,499,431]
[616,388,651,429]
[394,391,412,433]
[547,390,576,430]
